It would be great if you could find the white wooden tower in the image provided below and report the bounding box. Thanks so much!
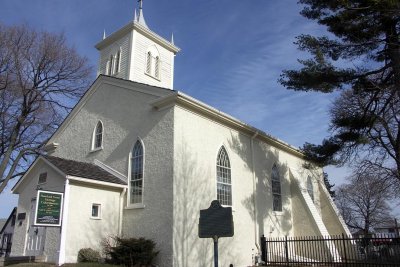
[95,1,180,89]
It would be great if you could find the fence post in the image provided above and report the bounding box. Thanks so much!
[285,235,289,265]
[261,235,266,263]
[341,233,347,264]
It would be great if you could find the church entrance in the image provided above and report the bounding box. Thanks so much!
[25,199,46,256]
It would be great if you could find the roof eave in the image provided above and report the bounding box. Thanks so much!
[151,92,305,159]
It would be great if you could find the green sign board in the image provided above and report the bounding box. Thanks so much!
[35,190,63,226]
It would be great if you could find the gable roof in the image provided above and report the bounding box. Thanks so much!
[43,156,127,185]
[45,75,175,147]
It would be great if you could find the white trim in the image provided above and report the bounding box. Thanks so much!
[93,159,127,182]
[125,203,146,210]
[127,138,145,207]
[66,175,127,189]
[91,120,104,151]
[271,163,283,212]
[12,156,67,193]
[250,132,260,252]
[90,203,102,220]
[215,145,233,207]
[118,188,126,236]
[95,21,180,53]
[151,92,305,159]
[58,179,70,266]
[46,76,173,146]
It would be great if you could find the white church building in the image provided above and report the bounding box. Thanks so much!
[10,4,350,267]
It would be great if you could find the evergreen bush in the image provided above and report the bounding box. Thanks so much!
[103,237,159,267]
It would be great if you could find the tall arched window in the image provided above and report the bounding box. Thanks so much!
[146,52,152,74]
[114,50,121,73]
[307,176,314,202]
[108,55,114,75]
[94,121,103,149]
[217,146,231,206]
[154,56,160,78]
[130,140,144,204]
[271,164,282,211]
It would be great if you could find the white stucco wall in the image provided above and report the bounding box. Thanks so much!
[49,79,175,266]
[172,105,327,267]
[63,182,122,263]
[11,160,65,262]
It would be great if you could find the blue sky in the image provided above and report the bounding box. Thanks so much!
[0,0,353,218]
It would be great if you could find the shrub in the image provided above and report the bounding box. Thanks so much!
[103,237,159,267]
[78,248,102,263]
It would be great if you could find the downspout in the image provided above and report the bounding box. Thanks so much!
[58,178,70,266]
[251,132,260,252]
[119,188,127,236]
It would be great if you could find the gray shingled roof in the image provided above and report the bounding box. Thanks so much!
[44,156,127,185]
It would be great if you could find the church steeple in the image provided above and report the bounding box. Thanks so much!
[95,1,180,89]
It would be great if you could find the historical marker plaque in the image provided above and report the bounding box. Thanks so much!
[199,200,234,238]
[35,190,63,226]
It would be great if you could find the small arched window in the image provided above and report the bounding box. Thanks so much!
[146,52,152,74]
[130,140,144,204]
[154,56,160,78]
[108,55,114,75]
[307,176,314,202]
[94,121,103,149]
[216,146,231,206]
[271,164,282,211]
[115,50,121,73]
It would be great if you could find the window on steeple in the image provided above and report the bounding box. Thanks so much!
[115,50,121,74]
[146,52,152,74]
[108,55,114,75]
[155,56,160,78]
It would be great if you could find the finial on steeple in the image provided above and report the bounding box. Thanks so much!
[103,29,106,40]
[134,8,138,22]
[171,33,175,45]
[136,0,148,28]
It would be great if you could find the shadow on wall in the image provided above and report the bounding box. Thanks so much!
[229,133,292,240]
[173,138,237,267]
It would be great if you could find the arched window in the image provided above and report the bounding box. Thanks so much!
[146,52,152,74]
[154,56,160,78]
[93,121,103,149]
[307,176,314,202]
[130,140,144,204]
[114,50,121,73]
[216,146,231,206]
[108,55,114,75]
[271,164,282,211]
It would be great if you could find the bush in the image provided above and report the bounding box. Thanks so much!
[103,237,159,267]
[78,248,102,263]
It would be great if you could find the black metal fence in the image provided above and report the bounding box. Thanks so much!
[260,234,400,266]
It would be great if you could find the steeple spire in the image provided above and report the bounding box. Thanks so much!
[136,0,148,28]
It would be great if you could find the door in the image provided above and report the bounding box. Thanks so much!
[25,199,46,256]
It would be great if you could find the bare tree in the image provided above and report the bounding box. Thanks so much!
[0,23,92,193]
[335,172,393,235]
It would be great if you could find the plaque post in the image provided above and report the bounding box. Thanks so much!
[213,235,218,267]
